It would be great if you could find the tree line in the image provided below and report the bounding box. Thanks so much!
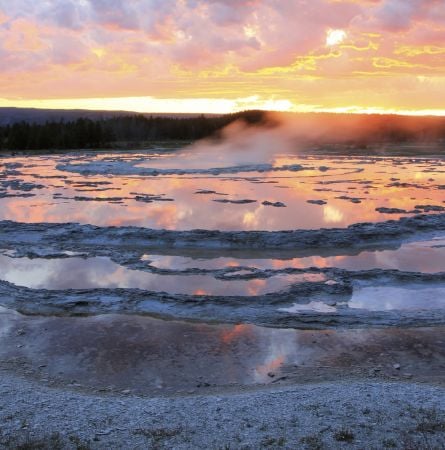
[0,109,444,151]
[0,110,267,151]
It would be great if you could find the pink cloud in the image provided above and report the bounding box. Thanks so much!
[0,0,444,110]
[353,0,445,32]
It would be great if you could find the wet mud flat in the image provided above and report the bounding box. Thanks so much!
[1,309,445,449]
[1,149,445,448]
[1,310,445,396]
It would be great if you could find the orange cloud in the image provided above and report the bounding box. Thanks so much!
[0,0,444,114]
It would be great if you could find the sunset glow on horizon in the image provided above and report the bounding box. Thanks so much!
[1,0,445,116]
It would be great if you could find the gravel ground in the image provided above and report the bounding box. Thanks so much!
[1,372,445,449]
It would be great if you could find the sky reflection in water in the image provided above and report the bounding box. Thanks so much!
[0,152,444,230]
[142,238,445,273]
[0,255,311,296]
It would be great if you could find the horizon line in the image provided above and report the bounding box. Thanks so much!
[1,96,445,118]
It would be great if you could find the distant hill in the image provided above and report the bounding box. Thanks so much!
[0,107,219,126]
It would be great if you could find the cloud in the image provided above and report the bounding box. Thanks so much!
[354,0,445,32]
[0,0,444,112]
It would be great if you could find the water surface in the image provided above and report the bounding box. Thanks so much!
[1,152,444,230]
[0,255,314,296]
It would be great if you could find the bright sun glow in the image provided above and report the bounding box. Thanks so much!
[326,29,347,46]
[2,96,445,116]
[0,96,294,114]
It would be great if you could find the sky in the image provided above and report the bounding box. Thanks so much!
[0,0,444,115]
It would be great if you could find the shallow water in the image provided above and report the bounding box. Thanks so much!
[279,284,445,314]
[1,148,445,328]
[1,148,445,391]
[349,285,445,311]
[0,255,319,296]
[1,311,444,392]
[1,151,444,230]
[141,237,445,273]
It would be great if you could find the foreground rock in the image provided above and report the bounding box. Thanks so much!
[1,213,445,251]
